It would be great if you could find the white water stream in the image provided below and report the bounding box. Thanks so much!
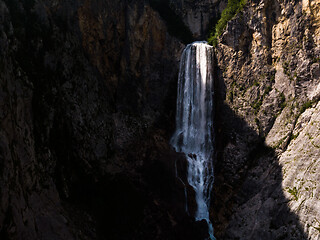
[171,41,215,240]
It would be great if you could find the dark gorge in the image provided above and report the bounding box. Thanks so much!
[0,0,319,240]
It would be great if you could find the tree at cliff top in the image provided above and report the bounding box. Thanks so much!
[207,0,246,46]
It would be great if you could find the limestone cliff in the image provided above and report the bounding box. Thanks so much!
[0,0,196,239]
[214,0,320,239]
[0,0,320,239]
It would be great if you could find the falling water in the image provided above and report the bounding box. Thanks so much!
[171,41,215,240]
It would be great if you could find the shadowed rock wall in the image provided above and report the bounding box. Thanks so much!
[0,0,202,239]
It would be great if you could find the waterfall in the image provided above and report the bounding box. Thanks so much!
[171,41,215,240]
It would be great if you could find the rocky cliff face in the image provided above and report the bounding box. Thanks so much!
[170,0,226,39]
[0,0,320,239]
[214,0,320,239]
[0,0,202,239]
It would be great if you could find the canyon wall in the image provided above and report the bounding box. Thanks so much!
[214,0,320,239]
[0,0,195,239]
[0,0,319,239]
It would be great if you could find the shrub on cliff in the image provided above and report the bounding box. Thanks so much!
[208,0,246,46]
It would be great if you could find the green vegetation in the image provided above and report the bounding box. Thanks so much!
[312,57,320,63]
[314,219,320,233]
[263,85,272,96]
[252,99,263,114]
[270,73,275,83]
[282,61,290,76]
[273,136,286,149]
[287,187,299,201]
[253,80,260,87]
[290,133,299,140]
[306,132,313,140]
[228,91,234,103]
[300,100,313,113]
[279,92,286,110]
[207,0,247,46]
[149,0,194,44]
[314,226,320,233]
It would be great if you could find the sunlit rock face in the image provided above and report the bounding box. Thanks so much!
[213,0,320,239]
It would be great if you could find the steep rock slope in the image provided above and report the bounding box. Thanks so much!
[170,0,226,38]
[0,0,210,239]
[1,0,320,239]
[214,0,320,239]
